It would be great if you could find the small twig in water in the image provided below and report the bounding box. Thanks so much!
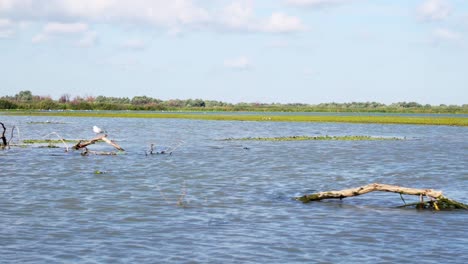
[155,184,171,205]
[43,132,70,152]
[7,125,17,149]
[177,181,187,207]
[399,193,406,205]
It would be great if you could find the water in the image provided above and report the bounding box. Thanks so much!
[1,116,467,263]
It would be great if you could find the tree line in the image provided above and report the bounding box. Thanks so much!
[0,90,467,113]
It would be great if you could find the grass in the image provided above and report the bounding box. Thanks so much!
[222,135,403,141]
[2,110,467,126]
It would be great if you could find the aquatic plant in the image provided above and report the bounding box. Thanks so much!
[22,139,76,144]
[26,121,66,124]
[3,111,467,126]
[222,135,403,141]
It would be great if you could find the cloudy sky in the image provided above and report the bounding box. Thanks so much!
[1,0,467,104]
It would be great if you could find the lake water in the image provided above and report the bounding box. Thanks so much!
[1,115,467,263]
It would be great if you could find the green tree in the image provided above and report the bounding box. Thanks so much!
[0,99,18,109]
[15,90,33,102]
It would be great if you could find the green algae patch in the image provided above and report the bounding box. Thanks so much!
[26,121,66,124]
[222,135,403,141]
[2,111,467,126]
[22,139,77,144]
[21,138,78,149]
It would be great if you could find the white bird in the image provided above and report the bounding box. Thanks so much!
[93,126,105,134]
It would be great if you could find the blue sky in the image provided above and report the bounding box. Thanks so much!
[1,0,467,104]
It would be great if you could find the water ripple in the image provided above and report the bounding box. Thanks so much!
[0,116,467,263]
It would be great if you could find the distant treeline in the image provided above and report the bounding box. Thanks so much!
[1,90,467,114]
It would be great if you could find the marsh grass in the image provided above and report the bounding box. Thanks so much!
[22,137,77,151]
[3,111,467,126]
[22,139,77,144]
[26,121,66,124]
[223,135,403,141]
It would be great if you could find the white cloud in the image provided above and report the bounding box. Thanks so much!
[44,22,88,34]
[433,28,462,41]
[121,39,146,50]
[267,39,289,48]
[1,0,304,34]
[31,33,46,43]
[0,18,13,38]
[0,0,211,28]
[262,12,305,33]
[32,22,92,44]
[303,67,317,77]
[286,0,350,8]
[220,0,254,30]
[224,56,251,70]
[220,1,304,33]
[418,0,451,21]
[77,31,98,47]
[0,18,11,27]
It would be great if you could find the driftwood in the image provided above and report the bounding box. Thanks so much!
[73,134,124,152]
[0,122,7,147]
[296,183,468,210]
[8,125,16,147]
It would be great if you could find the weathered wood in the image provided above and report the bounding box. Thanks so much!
[73,135,106,150]
[296,183,467,210]
[101,136,124,151]
[0,122,7,147]
[73,134,124,151]
[7,125,16,147]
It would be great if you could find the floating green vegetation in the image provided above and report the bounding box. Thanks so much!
[3,111,467,126]
[38,145,60,148]
[26,121,66,124]
[23,139,77,144]
[223,135,403,141]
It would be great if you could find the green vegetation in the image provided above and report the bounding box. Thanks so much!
[223,135,403,141]
[22,139,76,144]
[1,90,467,114]
[2,90,467,126]
[38,145,60,148]
[26,121,66,124]
[3,110,467,126]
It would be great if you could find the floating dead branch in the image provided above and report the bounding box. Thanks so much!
[73,134,124,156]
[0,122,7,148]
[41,132,71,151]
[73,134,124,152]
[8,125,17,148]
[145,140,185,156]
[296,183,467,210]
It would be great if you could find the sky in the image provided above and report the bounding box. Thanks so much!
[0,0,467,105]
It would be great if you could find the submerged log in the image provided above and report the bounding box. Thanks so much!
[296,183,467,210]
